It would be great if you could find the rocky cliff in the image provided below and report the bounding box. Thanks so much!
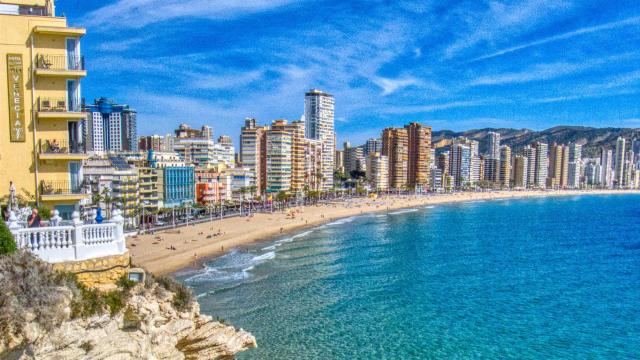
[1,279,256,359]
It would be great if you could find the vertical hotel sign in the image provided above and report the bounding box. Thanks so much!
[7,54,26,142]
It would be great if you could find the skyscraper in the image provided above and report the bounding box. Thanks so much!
[548,143,569,188]
[266,120,293,193]
[271,119,305,191]
[449,141,471,188]
[512,155,528,188]
[614,137,626,188]
[499,145,511,188]
[600,148,614,188]
[568,143,582,188]
[304,89,335,190]
[364,138,383,156]
[240,118,267,194]
[533,142,549,189]
[382,128,409,189]
[488,131,501,160]
[84,97,137,153]
[522,145,537,188]
[405,122,432,190]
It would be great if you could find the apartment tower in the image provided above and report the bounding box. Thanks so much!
[304,89,335,190]
[381,128,409,189]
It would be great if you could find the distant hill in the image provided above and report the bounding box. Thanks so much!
[432,126,640,158]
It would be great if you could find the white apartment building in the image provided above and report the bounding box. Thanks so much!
[304,89,335,190]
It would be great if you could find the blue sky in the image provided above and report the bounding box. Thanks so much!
[58,0,640,145]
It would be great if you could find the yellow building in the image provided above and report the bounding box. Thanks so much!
[1,0,89,217]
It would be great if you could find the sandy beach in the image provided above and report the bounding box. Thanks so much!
[127,189,639,275]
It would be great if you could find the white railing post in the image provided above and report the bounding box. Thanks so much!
[8,211,21,247]
[111,209,125,253]
[72,211,84,260]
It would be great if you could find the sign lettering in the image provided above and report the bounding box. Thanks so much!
[7,54,26,142]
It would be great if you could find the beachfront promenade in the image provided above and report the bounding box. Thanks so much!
[8,210,127,263]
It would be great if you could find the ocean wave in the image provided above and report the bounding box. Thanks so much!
[326,217,356,226]
[252,251,275,262]
[424,205,436,209]
[389,208,419,215]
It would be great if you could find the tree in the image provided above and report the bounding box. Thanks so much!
[0,219,17,255]
[101,188,113,217]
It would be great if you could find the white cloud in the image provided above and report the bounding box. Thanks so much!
[469,62,585,86]
[82,0,300,30]
[444,0,572,59]
[371,76,421,95]
[381,100,494,114]
[472,15,640,62]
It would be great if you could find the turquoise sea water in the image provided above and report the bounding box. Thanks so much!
[177,195,640,359]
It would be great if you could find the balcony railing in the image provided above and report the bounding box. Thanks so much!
[38,97,80,112]
[8,210,126,264]
[36,54,84,71]
[40,180,85,196]
[39,139,85,155]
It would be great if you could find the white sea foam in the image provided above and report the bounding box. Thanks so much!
[326,217,356,226]
[389,208,419,215]
[252,251,275,262]
[424,205,435,209]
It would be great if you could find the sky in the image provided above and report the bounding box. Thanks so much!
[57,0,640,145]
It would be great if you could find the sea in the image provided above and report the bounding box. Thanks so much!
[176,194,640,359]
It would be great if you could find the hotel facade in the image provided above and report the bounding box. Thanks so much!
[1,0,89,217]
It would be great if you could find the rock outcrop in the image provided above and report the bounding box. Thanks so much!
[1,283,256,359]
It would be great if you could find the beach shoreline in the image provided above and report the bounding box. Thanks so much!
[126,189,640,276]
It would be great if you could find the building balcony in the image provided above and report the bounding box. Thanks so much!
[38,139,87,160]
[35,54,86,78]
[37,97,85,120]
[33,25,86,37]
[40,180,88,201]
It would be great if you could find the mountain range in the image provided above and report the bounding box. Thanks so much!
[432,126,640,158]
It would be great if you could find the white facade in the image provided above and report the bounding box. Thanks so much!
[304,89,335,190]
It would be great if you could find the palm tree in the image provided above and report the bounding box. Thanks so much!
[101,187,112,218]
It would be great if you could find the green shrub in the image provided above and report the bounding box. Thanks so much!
[37,206,52,221]
[103,291,125,316]
[116,275,136,292]
[0,219,17,255]
[155,275,194,312]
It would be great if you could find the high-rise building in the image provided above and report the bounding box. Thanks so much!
[271,119,305,191]
[334,149,345,174]
[437,152,450,176]
[512,155,528,188]
[405,122,432,190]
[240,118,267,194]
[364,138,383,156]
[522,146,537,188]
[366,152,389,191]
[449,142,471,188]
[548,143,569,188]
[533,142,549,189]
[499,145,511,188]
[487,131,501,160]
[304,89,335,190]
[266,120,292,193]
[0,0,90,216]
[344,146,365,174]
[382,128,409,189]
[614,137,626,188]
[568,143,582,188]
[600,148,614,188]
[84,97,137,153]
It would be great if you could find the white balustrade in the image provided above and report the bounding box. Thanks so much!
[10,210,127,263]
